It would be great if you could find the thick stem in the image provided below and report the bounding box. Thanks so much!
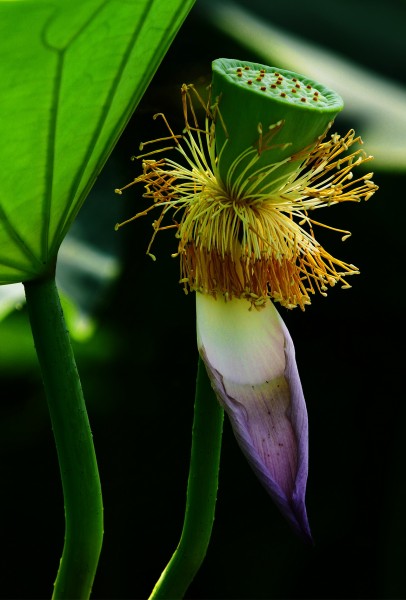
[149,356,224,599]
[24,273,103,600]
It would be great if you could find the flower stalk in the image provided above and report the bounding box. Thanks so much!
[149,357,224,599]
[24,272,103,599]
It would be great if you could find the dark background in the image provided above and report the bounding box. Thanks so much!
[1,0,405,598]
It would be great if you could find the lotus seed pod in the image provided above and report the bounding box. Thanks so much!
[211,58,344,193]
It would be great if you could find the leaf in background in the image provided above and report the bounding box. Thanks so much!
[0,0,194,285]
[200,1,406,171]
[0,230,119,341]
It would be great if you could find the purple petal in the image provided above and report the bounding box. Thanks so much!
[196,293,311,542]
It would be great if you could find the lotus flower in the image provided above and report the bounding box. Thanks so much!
[115,59,377,541]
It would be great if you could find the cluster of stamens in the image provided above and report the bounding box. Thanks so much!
[115,84,377,310]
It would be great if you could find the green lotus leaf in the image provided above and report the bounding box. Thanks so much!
[0,0,194,284]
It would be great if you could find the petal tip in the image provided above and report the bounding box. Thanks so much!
[287,495,313,545]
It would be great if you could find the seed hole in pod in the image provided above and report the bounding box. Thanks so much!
[256,77,262,81]
[247,79,253,85]
[301,97,307,102]
[270,84,277,88]
[295,83,301,88]
[244,65,250,70]
[292,77,297,82]
[291,88,297,93]
[306,84,312,89]
[260,86,266,91]
[313,96,318,101]
[280,92,286,97]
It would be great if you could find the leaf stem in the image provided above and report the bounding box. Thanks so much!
[149,356,224,600]
[24,273,103,600]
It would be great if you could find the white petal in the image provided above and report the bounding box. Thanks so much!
[196,292,311,540]
[196,293,285,385]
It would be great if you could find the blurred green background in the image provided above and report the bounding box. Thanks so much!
[1,0,405,597]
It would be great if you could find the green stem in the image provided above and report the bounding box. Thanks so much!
[24,273,103,600]
[149,356,224,600]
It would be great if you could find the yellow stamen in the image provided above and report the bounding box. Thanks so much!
[115,84,378,310]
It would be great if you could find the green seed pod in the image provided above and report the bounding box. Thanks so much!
[211,58,344,194]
